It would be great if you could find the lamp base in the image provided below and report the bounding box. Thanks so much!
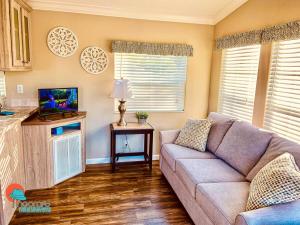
[117,100,127,126]
[117,120,127,126]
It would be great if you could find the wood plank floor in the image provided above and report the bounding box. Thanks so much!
[10,162,193,225]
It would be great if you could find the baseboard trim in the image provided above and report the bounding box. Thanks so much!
[86,154,160,165]
[86,157,110,164]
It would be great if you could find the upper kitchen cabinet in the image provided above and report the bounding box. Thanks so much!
[0,0,32,71]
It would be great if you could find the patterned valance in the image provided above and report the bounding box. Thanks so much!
[262,21,300,43]
[216,30,262,49]
[112,40,193,56]
[216,20,300,49]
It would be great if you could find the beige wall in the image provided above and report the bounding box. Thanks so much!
[6,10,214,160]
[209,0,300,113]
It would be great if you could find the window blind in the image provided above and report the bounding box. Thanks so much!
[114,53,187,112]
[218,45,261,122]
[0,72,6,97]
[264,39,300,143]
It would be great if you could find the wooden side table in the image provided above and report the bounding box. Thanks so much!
[110,122,154,171]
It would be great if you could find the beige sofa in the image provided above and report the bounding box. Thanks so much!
[159,113,300,225]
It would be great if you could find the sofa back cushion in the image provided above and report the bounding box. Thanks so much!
[215,121,273,176]
[247,135,300,181]
[207,112,235,153]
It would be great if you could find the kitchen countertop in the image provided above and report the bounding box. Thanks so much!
[0,107,38,130]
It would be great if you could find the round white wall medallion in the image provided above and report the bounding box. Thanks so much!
[80,46,108,74]
[47,27,78,57]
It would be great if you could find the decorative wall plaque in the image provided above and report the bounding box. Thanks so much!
[80,46,108,74]
[47,27,78,57]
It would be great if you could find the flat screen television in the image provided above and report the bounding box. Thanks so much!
[38,88,78,116]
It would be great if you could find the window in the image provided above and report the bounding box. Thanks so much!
[114,53,187,112]
[264,39,300,143]
[0,71,6,97]
[218,45,261,122]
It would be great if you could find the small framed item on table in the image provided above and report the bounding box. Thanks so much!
[110,122,154,172]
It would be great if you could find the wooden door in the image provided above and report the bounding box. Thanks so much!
[0,128,14,225]
[0,122,24,225]
[10,0,23,67]
[21,7,31,67]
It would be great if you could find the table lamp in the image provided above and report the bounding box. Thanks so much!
[111,78,132,126]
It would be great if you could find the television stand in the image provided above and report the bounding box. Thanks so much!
[22,111,87,190]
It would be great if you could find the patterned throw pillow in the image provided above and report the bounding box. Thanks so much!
[174,119,212,152]
[246,153,300,211]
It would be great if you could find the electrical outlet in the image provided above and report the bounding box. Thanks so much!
[17,84,24,94]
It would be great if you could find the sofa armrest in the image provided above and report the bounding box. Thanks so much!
[159,129,180,147]
[235,200,300,225]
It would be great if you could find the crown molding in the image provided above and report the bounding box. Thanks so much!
[28,0,247,25]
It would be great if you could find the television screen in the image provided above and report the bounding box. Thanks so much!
[38,88,78,115]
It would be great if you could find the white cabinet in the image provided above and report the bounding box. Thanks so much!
[53,133,82,184]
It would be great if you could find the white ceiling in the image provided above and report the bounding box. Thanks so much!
[28,0,248,25]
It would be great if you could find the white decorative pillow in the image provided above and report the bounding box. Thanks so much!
[175,119,212,152]
[246,153,300,211]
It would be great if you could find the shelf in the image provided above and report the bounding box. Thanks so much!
[51,129,81,140]
[116,155,146,163]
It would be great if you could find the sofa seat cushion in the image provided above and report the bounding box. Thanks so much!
[216,121,273,176]
[207,112,235,153]
[196,182,250,225]
[176,159,245,197]
[161,144,216,171]
[247,135,300,180]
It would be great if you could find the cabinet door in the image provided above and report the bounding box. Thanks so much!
[53,133,82,185]
[68,134,82,176]
[53,138,69,184]
[0,122,24,225]
[0,134,13,225]
[10,0,23,67]
[21,8,32,67]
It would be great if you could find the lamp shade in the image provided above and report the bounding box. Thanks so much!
[111,79,132,100]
